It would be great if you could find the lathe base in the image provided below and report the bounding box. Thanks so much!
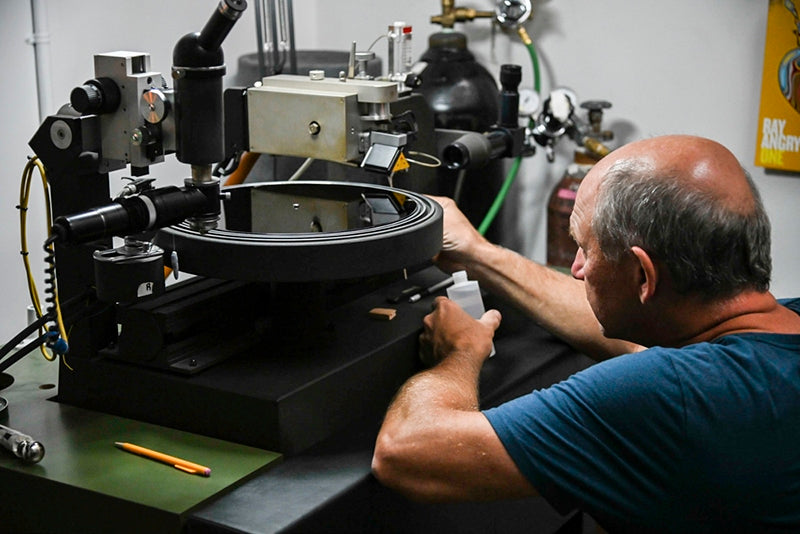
[56,268,443,455]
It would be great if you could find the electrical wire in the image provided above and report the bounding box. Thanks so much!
[452,169,468,206]
[222,152,315,184]
[213,151,242,178]
[17,156,62,360]
[367,33,387,52]
[0,325,51,375]
[287,157,314,181]
[0,333,51,374]
[223,151,261,186]
[0,314,49,362]
[43,234,68,355]
[405,151,441,168]
[476,29,541,236]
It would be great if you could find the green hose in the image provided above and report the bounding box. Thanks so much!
[526,39,541,94]
[477,39,540,236]
[477,156,522,235]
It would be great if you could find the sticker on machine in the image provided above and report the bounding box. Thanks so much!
[137,281,155,298]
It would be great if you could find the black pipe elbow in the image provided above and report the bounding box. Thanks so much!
[172,0,247,67]
[172,0,248,166]
[443,130,508,170]
[173,32,225,70]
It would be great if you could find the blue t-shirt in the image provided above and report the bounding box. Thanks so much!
[483,298,800,533]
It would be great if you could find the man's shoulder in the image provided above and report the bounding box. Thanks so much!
[779,297,800,314]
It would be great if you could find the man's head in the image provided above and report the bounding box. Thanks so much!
[570,135,772,343]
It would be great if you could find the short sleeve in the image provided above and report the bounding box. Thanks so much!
[483,350,686,521]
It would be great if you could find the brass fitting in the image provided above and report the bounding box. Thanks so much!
[517,26,532,45]
[430,0,494,29]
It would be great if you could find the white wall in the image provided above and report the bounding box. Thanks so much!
[1,0,798,344]
[2,1,45,345]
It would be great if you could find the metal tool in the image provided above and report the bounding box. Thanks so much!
[0,423,45,464]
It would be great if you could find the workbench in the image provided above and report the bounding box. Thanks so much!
[0,271,594,533]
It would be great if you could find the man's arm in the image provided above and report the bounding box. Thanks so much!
[431,196,643,361]
[372,298,536,501]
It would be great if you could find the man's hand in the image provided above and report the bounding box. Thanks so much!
[426,196,642,360]
[428,196,490,275]
[419,296,501,367]
[373,297,535,503]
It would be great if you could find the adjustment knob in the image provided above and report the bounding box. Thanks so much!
[140,89,170,124]
[500,64,522,91]
[70,84,102,113]
[580,100,612,112]
[69,77,121,115]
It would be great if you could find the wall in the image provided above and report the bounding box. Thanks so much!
[0,0,797,345]
[2,1,45,347]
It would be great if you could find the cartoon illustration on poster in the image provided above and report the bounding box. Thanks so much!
[756,0,800,172]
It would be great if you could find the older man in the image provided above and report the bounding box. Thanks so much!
[372,135,800,532]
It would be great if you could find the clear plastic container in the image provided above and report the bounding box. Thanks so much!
[447,271,495,357]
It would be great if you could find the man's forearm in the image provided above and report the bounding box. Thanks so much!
[385,350,483,421]
[373,349,483,496]
[464,241,642,360]
[373,347,535,502]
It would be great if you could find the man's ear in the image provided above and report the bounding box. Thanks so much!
[630,246,657,304]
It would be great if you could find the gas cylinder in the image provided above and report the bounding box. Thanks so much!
[546,154,595,269]
[413,31,504,240]
[546,98,614,268]
[413,31,499,131]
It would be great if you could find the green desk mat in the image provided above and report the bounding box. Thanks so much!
[0,353,281,515]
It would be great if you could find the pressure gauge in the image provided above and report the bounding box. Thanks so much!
[519,88,540,117]
[495,0,532,29]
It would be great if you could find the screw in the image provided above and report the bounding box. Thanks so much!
[131,129,144,146]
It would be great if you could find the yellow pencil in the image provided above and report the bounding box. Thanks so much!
[114,441,211,476]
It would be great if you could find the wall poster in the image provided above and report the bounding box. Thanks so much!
[756,0,800,172]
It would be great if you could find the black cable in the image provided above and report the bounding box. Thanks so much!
[213,151,242,177]
[40,233,70,358]
[42,235,58,328]
[0,314,51,363]
[0,275,105,376]
[0,332,50,375]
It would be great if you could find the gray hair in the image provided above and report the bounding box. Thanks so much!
[592,159,772,298]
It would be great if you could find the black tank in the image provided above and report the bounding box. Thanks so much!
[414,31,499,131]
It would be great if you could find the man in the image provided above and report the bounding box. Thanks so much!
[372,135,800,532]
